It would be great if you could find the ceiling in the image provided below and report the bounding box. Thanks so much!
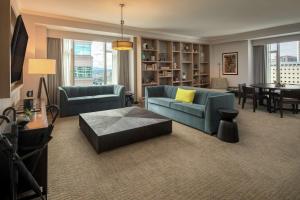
[18,0,300,38]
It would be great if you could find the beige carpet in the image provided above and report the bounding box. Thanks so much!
[48,103,300,200]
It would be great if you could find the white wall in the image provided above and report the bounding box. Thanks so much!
[210,40,252,86]
[21,13,201,99]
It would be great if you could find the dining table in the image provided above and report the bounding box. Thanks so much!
[251,83,300,113]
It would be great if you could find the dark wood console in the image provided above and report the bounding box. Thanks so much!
[0,100,49,199]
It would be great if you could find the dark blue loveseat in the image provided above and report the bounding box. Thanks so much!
[58,85,125,117]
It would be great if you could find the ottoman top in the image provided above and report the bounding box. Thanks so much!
[79,107,171,136]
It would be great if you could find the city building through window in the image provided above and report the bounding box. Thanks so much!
[266,41,300,84]
[73,40,118,86]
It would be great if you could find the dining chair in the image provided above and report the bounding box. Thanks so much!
[274,90,300,118]
[242,86,258,112]
[238,83,246,105]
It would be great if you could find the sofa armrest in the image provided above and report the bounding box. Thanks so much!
[114,85,125,107]
[204,93,235,133]
[58,87,68,102]
[58,87,69,116]
[145,86,165,109]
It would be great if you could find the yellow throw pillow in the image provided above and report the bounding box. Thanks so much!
[175,88,196,103]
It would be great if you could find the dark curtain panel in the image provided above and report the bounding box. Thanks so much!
[47,38,62,105]
[118,50,130,90]
[253,45,266,84]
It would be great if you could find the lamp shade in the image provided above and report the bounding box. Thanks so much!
[112,40,133,51]
[28,59,56,75]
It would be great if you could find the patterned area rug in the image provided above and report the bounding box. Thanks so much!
[48,103,300,200]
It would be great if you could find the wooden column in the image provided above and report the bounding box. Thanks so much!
[0,0,11,98]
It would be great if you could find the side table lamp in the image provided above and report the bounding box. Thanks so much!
[28,59,56,105]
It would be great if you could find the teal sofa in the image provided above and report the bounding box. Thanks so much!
[145,85,235,134]
[59,85,125,117]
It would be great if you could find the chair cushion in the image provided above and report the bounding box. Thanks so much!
[148,97,178,108]
[68,94,119,104]
[170,102,205,118]
[175,88,196,103]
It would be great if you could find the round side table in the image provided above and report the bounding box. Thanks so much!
[217,109,239,143]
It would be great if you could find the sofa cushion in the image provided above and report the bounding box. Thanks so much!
[148,97,178,108]
[175,88,196,103]
[170,102,205,118]
[62,86,115,97]
[68,94,119,104]
[164,85,178,99]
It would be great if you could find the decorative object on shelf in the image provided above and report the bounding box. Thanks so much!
[222,52,238,75]
[28,59,56,105]
[159,53,168,61]
[182,72,187,80]
[143,43,149,50]
[142,53,146,61]
[200,52,205,61]
[23,98,34,110]
[112,4,133,50]
[26,90,33,98]
[184,45,190,52]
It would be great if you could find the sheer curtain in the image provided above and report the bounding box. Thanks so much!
[62,39,74,86]
[47,38,62,105]
[253,45,267,84]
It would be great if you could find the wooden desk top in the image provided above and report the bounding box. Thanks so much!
[18,99,49,131]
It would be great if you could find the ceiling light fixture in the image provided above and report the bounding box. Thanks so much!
[112,3,133,51]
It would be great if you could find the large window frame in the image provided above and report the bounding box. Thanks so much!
[72,40,117,86]
[266,41,300,85]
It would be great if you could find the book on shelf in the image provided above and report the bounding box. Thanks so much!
[143,63,157,70]
[160,66,171,70]
[159,71,172,77]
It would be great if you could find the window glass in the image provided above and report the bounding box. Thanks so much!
[266,41,300,84]
[73,40,117,86]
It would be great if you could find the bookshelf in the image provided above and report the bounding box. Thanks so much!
[138,37,210,99]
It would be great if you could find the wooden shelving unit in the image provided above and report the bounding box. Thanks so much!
[138,37,210,99]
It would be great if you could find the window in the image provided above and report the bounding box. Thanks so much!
[72,40,118,86]
[74,42,92,55]
[266,41,300,84]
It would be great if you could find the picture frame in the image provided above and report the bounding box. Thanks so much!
[222,52,238,75]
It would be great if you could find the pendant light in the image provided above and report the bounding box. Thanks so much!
[112,4,133,50]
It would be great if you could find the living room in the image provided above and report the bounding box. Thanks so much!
[0,0,300,199]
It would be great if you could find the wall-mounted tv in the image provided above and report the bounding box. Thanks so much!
[11,15,28,83]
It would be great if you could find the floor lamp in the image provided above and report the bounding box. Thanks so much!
[28,59,56,105]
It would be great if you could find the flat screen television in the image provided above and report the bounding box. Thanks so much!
[11,15,28,83]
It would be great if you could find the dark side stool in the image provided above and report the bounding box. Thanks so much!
[217,109,239,143]
[125,91,134,107]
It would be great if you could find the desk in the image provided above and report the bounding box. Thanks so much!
[0,99,49,199]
